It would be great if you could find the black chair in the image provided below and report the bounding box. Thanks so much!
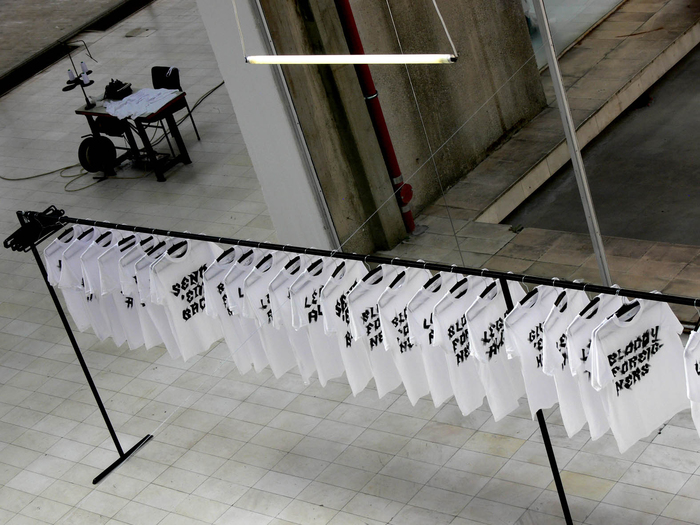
[151,66,200,140]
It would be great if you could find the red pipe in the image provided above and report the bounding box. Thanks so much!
[333,0,415,233]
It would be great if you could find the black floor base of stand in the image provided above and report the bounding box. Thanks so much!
[93,434,154,484]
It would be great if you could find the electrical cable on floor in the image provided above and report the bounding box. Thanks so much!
[0,81,225,191]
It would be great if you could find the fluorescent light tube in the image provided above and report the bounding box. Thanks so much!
[246,54,457,65]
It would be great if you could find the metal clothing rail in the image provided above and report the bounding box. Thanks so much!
[27,209,700,307]
[5,207,698,523]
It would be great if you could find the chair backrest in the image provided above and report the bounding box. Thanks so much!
[151,66,182,91]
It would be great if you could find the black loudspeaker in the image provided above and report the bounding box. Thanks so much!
[78,136,117,173]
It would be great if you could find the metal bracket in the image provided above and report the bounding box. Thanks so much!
[3,206,66,252]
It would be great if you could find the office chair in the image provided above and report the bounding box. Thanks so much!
[151,66,201,140]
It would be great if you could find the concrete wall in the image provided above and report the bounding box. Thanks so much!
[198,0,545,252]
[351,0,547,213]
[196,0,339,250]
[258,0,408,254]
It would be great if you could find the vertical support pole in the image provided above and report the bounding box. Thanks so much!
[18,212,152,483]
[499,278,573,525]
[531,0,612,287]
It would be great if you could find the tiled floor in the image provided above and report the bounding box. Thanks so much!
[1,1,700,525]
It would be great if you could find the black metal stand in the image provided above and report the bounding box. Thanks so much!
[500,278,573,525]
[8,207,700,512]
[15,212,152,484]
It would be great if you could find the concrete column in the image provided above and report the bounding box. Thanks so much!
[196,0,339,250]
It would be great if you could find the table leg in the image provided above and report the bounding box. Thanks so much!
[134,121,165,182]
[164,114,191,165]
[123,127,141,163]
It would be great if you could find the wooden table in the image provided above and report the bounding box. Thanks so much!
[75,89,191,181]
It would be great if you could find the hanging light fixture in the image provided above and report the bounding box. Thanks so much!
[245,54,457,65]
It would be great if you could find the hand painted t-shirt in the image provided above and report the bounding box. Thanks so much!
[80,230,126,344]
[542,289,589,437]
[222,249,269,373]
[269,255,317,384]
[565,293,622,440]
[243,251,298,378]
[290,257,345,387]
[320,260,372,396]
[136,240,181,360]
[466,279,526,421]
[378,267,432,406]
[203,247,254,374]
[683,330,700,438]
[504,286,561,419]
[119,237,163,350]
[590,299,689,453]
[57,227,100,332]
[348,265,403,398]
[98,235,145,350]
[150,240,223,361]
[407,272,457,407]
[433,276,490,417]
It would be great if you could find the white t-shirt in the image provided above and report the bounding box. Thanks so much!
[44,226,84,286]
[243,251,298,378]
[203,247,254,375]
[542,290,589,437]
[150,240,223,361]
[378,267,432,406]
[320,260,372,396]
[348,265,403,398]
[466,280,526,421]
[566,294,622,440]
[433,276,489,417]
[80,230,126,344]
[99,235,145,350]
[119,237,163,350]
[683,330,700,438]
[58,227,100,332]
[135,241,182,359]
[269,255,317,384]
[590,300,689,453]
[505,286,561,419]
[223,249,269,373]
[290,257,345,387]
[407,272,457,408]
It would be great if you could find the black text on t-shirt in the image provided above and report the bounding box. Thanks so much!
[529,322,544,368]
[390,307,413,353]
[304,289,323,324]
[480,316,504,360]
[171,264,208,321]
[448,314,470,365]
[607,325,661,396]
[361,306,382,350]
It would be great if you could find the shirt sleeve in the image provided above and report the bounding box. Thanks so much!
[202,276,219,318]
[685,332,700,402]
[661,302,684,336]
[590,323,614,391]
[347,293,364,342]
[541,315,562,376]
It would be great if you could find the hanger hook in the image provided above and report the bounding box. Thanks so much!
[694,299,700,320]
[364,254,370,265]
[391,257,399,266]
[615,288,621,296]
[521,274,530,293]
